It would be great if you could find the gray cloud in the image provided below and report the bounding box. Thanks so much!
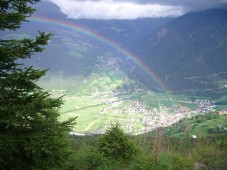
[132,0,227,10]
[49,0,227,20]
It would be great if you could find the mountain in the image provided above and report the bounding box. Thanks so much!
[140,9,227,94]
[0,1,172,91]
[32,1,171,52]
[32,2,227,96]
[1,1,227,95]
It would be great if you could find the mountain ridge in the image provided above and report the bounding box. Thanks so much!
[1,1,226,95]
[140,8,227,93]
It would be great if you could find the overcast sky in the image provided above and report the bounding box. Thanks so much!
[49,0,227,19]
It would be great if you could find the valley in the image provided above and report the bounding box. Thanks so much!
[3,1,227,135]
[46,81,223,135]
[2,1,227,169]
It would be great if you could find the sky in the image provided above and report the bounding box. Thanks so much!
[48,0,227,19]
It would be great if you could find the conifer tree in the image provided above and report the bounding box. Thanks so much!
[97,123,138,161]
[0,1,76,169]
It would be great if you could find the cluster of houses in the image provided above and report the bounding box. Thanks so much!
[91,90,217,133]
[69,88,226,135]
[138,105,186,133]
[219,110,227,115]
[191,99,216,113]
[96,93,188,133]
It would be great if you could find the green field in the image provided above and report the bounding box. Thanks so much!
[56,88,200,133]
[40,68,227,134]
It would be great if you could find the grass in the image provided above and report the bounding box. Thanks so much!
[59,92,146,132]
[39,70,226,134]
[68,126,227,170]
[57,85,226,134]
[60,97,109,131]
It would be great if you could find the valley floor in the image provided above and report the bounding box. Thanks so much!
[55,89,224,136]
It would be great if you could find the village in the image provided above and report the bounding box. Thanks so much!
[83,89,218,135]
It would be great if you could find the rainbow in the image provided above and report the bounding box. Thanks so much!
[29,15,168,91]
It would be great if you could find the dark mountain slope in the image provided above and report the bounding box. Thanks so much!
[1,1,171,90]
[141,9,227,92]
[33,1,172,52]
[1,1,226,94]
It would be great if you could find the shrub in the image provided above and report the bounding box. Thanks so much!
[97,123,139,161]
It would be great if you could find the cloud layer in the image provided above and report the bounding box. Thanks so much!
[49,0,227,20]
[49,0,184,19]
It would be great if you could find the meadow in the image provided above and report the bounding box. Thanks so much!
[39,70,227,134]
[57,89,197,133]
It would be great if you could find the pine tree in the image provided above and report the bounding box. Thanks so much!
[97,123,138,161]
[0,1,76,169]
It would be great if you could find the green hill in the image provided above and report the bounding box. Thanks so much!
[165,112,227,137]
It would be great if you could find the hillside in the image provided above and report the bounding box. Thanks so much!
[32,6,227,97]
[165,112,227,137]
[0,1,172,91]
[141,9,227,93]
[2,2,226,95]
[33,1,172,52]
[68,123,227,170]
